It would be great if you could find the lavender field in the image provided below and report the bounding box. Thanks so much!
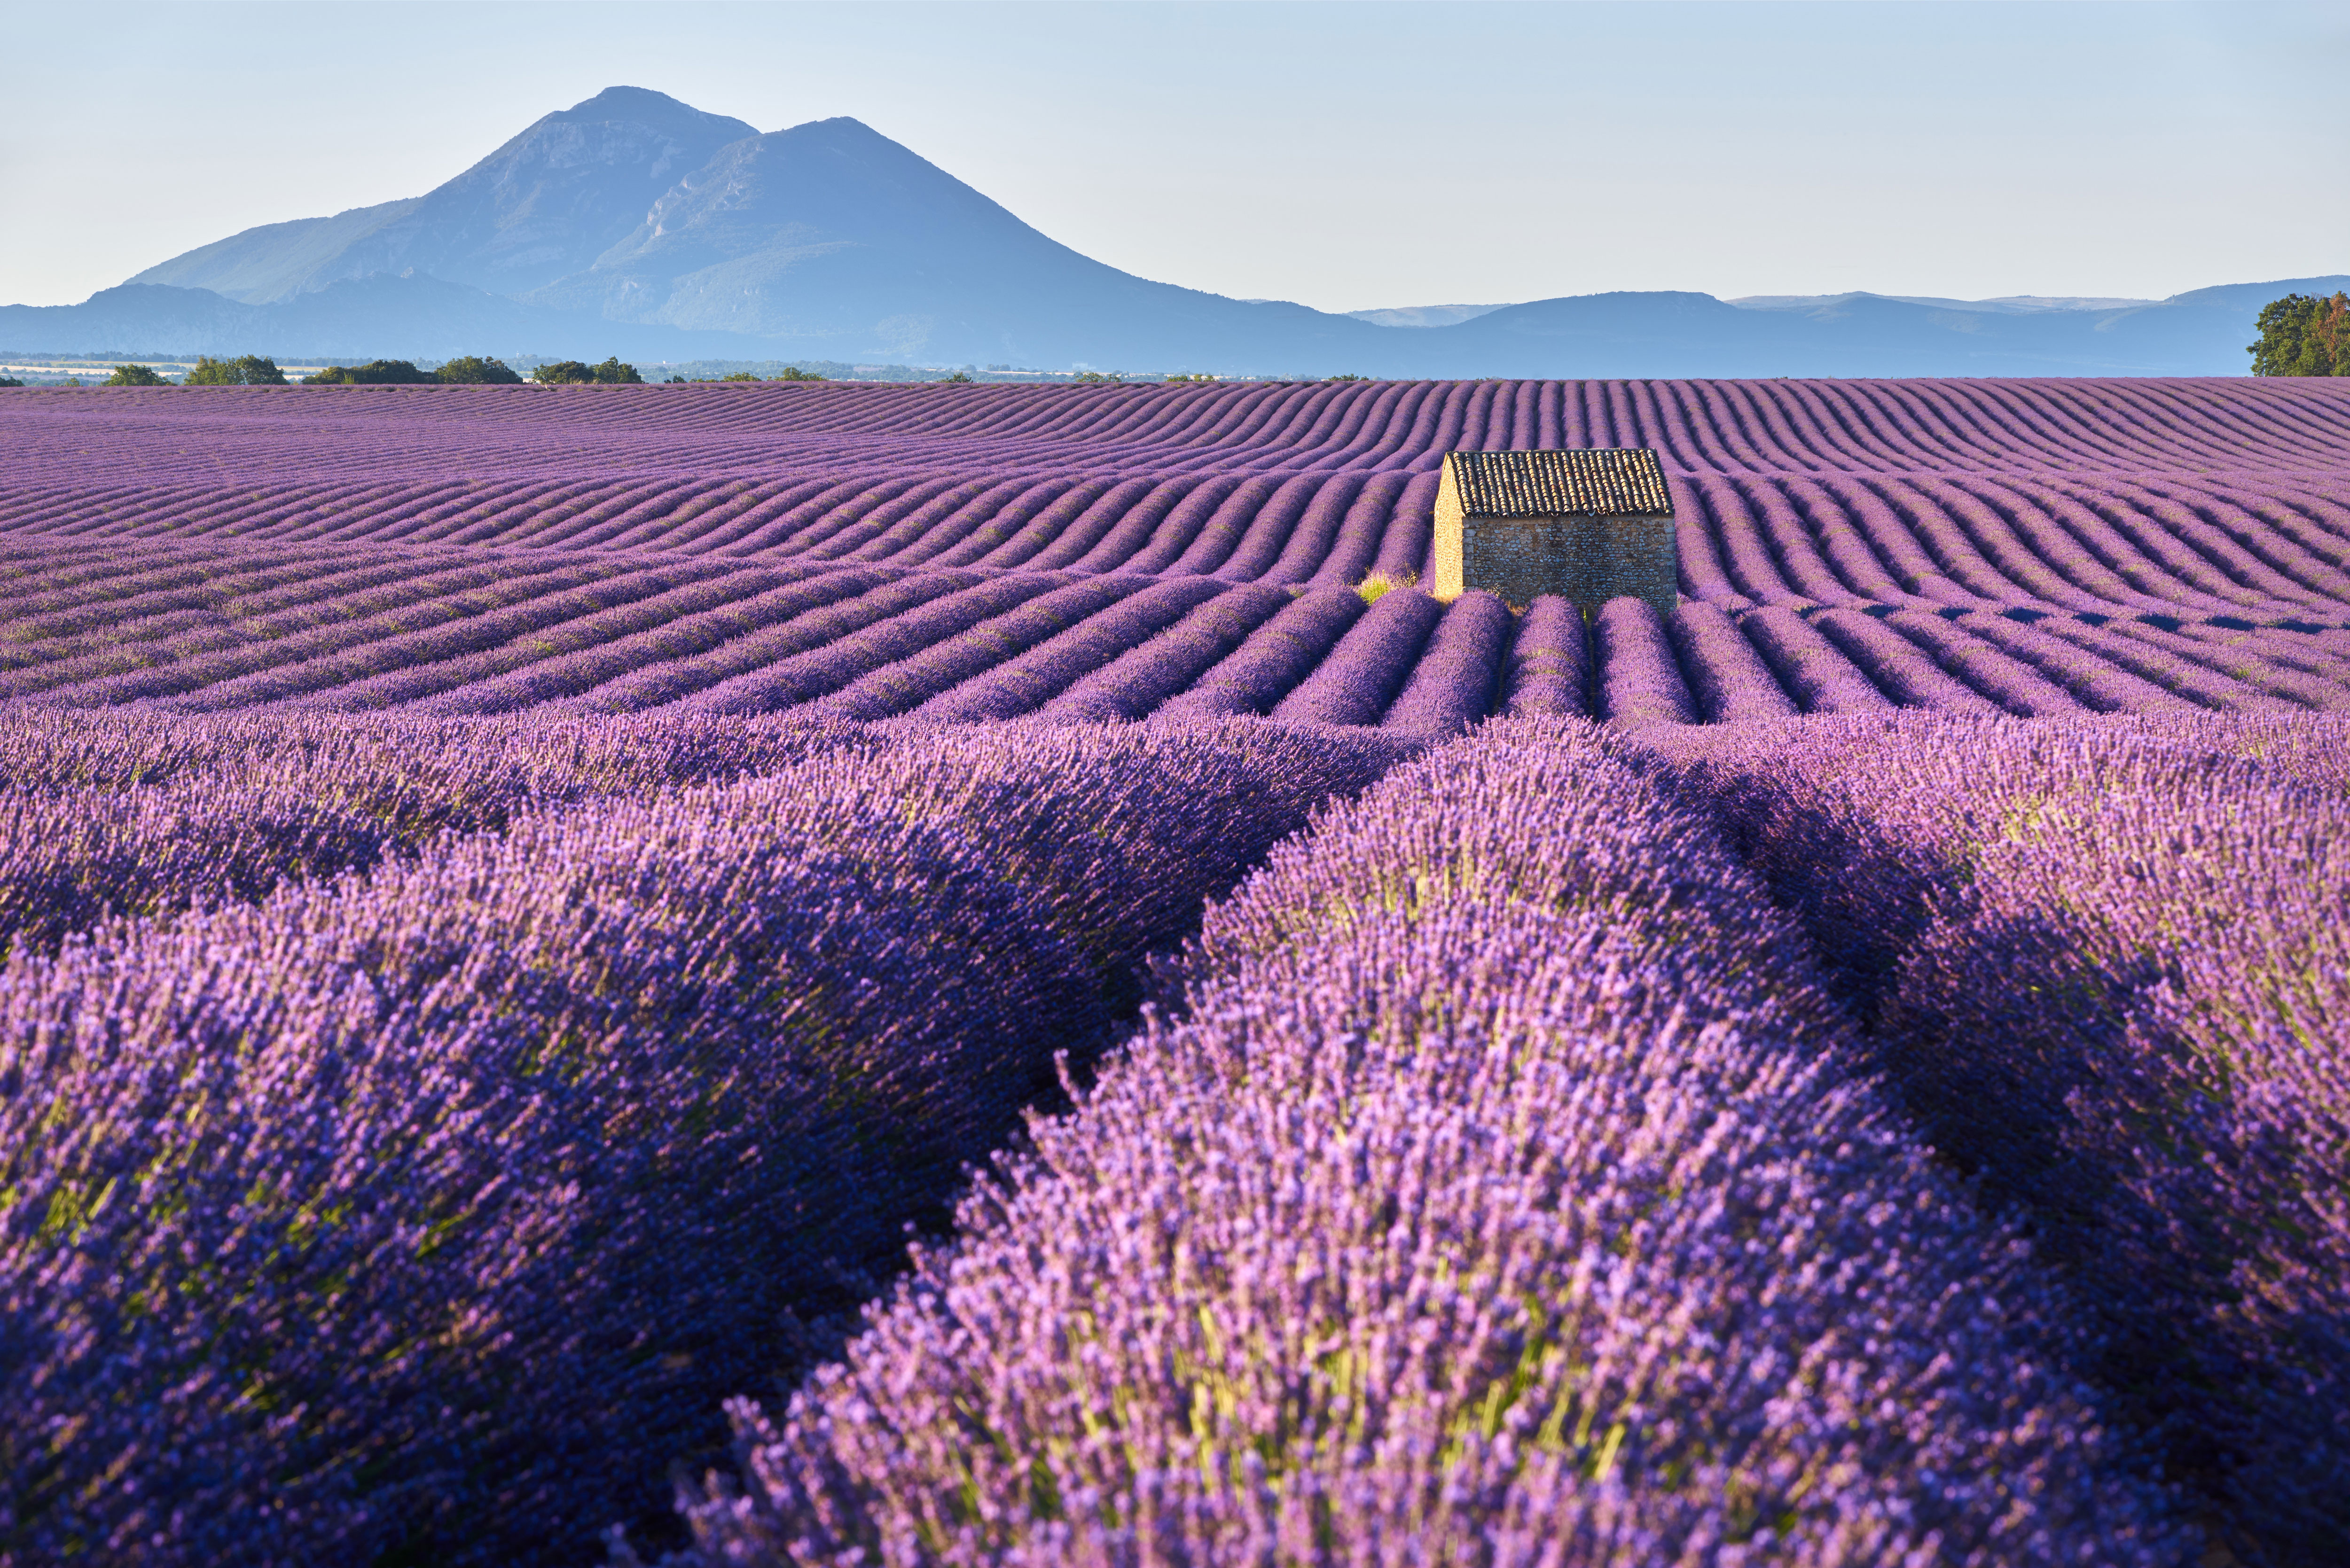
[7,377,2350,718]
[0,376,2346,1568]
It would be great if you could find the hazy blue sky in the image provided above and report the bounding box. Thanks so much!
[4,1,2344,311]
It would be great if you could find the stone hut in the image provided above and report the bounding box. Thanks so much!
[1431,449,1677,616]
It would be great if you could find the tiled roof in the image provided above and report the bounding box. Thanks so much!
[1447,448,1672,516]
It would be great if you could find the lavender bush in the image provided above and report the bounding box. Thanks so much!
[416,568,887,716]
[1496,594,1590,718]
[1379,589,1511,736]
[816,578,1147,720]
[4,374,2350,1568]
[1666,601,1798,722]
[1268,586,1442,726]
[915,578,1229,723]
[0,552,603,703]
[7,380,2350,721]
[1154,586,1366,719]
[164,562,712,712]
[1593,597,1696,725]
[1806,607,2004,716]
[1736,605,1896,713]
[1659,712,2350,1565]
[679,575,1062,715]
[669,718,2187,1567]
[1875,608,2088,716]
[0,718,1403,1568]
[556,570,965,713]
[1038,584,1292,723]
[0,710,858,958]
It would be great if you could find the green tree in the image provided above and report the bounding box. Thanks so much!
[184,355,287,385]
[591,357,643,384]
[532,360,594,384]
[104,364,169,387]
[433,356,522,385]
[771,366,825,382]
[721,371,760,382]
[305,360,426,384]
[2248,292,2350,376]
[939,370,974,383]
[0,376,23,388]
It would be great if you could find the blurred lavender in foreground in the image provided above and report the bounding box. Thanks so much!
[0,717,1403,1568]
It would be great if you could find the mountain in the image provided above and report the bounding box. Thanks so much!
[1342,303,1514,328]
[516,114,1392,369]
[1726,292,2159,315]
[8,86,2340,376]
[126,199,426,305]
[0,276,783,362]
[1385,279,2350,379]
[81,90,1389,372]
[127,88,761,303]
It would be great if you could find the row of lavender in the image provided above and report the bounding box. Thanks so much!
[10,377,2350,481]
[1646,712,2350,1568]
[6,457,2350,630]
[6,537,2349,720]
[6,706,2344,1564]
[663,717,2195,1567]
[0,709,854,954]
[0,714,1409,1567]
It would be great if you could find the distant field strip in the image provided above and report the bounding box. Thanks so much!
[2,376,2347,722]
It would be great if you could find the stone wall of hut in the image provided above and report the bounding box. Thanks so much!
[1458,514,1678,617]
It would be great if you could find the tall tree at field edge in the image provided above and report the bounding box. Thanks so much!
[2249,292,2350,376]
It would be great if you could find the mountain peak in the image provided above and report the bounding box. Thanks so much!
[559,85,700,116]
[548,86,758,143]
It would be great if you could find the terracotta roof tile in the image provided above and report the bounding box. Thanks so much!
[1446,449,1671,516]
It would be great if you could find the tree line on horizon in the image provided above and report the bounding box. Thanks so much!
[81,358,846,388]
[308,358,648,384]
[76,355,663,388]
[309,357,524,385]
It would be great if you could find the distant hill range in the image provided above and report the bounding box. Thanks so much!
[4,86,2341,377]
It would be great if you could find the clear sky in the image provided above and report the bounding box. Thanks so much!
[4,0,2344,312]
